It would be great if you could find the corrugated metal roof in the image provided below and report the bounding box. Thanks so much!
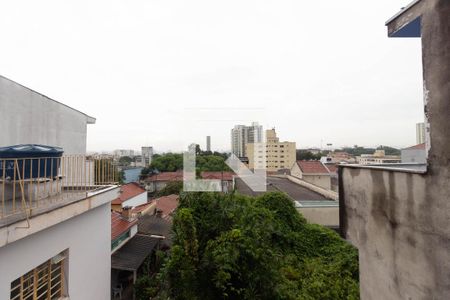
[111,234,159,271]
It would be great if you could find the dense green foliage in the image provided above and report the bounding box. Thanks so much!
[296,150,325,161]
[342,145,400,156]
[140,151,230,176]
[155,181,183,197]
[152,192,359,300]
[118,156,133,166]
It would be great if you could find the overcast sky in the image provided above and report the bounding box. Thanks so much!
[0,0,423,153]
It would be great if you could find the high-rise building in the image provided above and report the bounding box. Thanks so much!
[141,146,154,166]
[206,136,211,152]
[246,128,296,172]
[416,122,425,144]
[231,122,263,157]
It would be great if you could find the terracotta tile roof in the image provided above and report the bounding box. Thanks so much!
[146,171,183,182]
[153,194,179,220]
[111,211,137,241]
[200,171,234,181]
[132,202,156,215]
[112,182,146,205]
[404,143,426,150]
[296,160,330,174]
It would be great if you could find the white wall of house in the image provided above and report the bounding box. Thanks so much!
[290,163,303,178]
[0,76,95,155]
[122,192,147,208]
[0,203,111,300]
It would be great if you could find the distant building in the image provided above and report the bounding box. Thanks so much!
[141,146,153,166]
[246,128,296,172]
[356,149,401,165]
[290,160,332,190]
[143,171,183,193]
[416,122,426,144]
[206,136,211,152]
[200,171,235,192]
[401,143,426,163]
[114,149,135,158]
[231,122,263,157]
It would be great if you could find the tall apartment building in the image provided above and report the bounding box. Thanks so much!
[246,128,296,172]
[0,76,119,299]
[141,146,153,166]
[206,136,211,152]
[230,122,263,158]
[416,122,425,144]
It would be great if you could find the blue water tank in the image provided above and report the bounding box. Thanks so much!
[0,144,64,180]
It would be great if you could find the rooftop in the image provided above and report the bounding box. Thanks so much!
[146,171,183,182]
[111,182,146,205]
[153,194,179,219]
[404,143,426,150]
[200,171,235,181]
[296,160,330,174]
[111,211,137,241]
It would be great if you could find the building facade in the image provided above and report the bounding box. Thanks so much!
[246,129,296,172]
[416,122,425,144]
[401,143,427,164]
[206,136,211,152]
[340,2,450,299]
[0,76,119,300]
[356,150,401,165]
[141,146,153,166]
[231,122,263,158]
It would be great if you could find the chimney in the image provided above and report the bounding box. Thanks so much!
[122,206,133,220]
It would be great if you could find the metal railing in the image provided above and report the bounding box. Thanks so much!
[0,155,119,220]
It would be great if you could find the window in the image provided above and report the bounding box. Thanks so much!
[10,251,67,300]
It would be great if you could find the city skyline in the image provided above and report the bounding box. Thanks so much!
[0,0,423,152]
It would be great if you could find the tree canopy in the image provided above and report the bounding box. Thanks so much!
[140,151,231,175]
[151,191,359,300]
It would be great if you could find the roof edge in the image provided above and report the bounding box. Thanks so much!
[0,74,96,123]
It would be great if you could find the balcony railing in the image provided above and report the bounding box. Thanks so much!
[0,155,119,223]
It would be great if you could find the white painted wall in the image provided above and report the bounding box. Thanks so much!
[0,203,111,300]
[0,76,95,154]
[122,192,147,208]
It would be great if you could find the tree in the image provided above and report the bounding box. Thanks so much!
[152,192,359,299]
[119,156,133,166]
[155,181,183,197]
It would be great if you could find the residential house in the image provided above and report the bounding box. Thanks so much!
[111,182,147,212]
[290,160,332,190]
[110,209,159,299]
[340,2,450,299]
[200,171,235,193]
[144,171,183,193]
[0,76,119,300]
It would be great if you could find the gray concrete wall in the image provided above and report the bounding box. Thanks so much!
[0,76,95,154]
[341,2,450,299]
[297,206,339,228]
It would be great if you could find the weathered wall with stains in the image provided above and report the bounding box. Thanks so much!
[340,167,450,299]
[341,0,450,299]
